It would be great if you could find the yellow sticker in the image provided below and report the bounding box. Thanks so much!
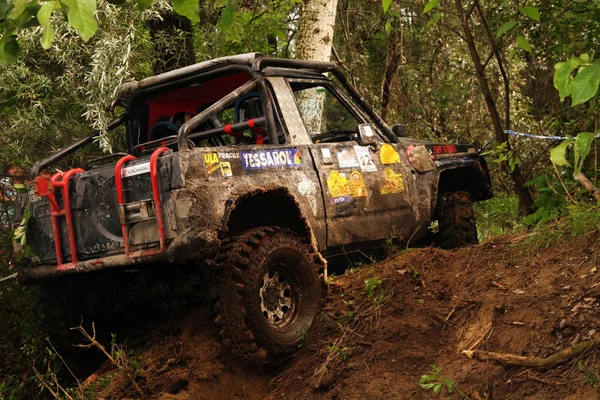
[204,153,219,175]
[220,161,232,177]
[380,144,401,164]
[327,170,349,198]
[381,167,404,194]
[348,171,367,197]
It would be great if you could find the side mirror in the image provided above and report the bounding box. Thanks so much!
[392,124,406,138]
[357,124,377,146]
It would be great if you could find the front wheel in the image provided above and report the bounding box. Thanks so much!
[214,227,322,365]
[436,191,478,249]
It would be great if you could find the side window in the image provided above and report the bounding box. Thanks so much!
[292,83,362,143]
[136,78,286,154]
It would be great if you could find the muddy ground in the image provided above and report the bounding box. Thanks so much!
[91,232,600,399]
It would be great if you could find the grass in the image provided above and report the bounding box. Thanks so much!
[474,193,522,242]
[524,204,600,248]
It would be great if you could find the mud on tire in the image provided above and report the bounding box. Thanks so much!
[437,191,478,249]
[214,227,322,365]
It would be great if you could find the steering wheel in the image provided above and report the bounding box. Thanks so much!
[149,121,179,142]
[311,130,357,144]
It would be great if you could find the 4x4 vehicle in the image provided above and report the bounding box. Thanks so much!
[14,53,492,364]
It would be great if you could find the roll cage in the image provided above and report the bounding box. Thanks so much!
[30,53,398,177]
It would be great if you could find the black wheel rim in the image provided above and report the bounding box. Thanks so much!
[259,262,300,329]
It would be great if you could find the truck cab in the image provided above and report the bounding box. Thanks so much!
[15,53,492,364]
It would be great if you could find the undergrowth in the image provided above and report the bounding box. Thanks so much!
[0,229,60,400]
[525,204,600,247]
[474,193,522,242]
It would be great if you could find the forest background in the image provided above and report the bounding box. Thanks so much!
[1,0,600,398]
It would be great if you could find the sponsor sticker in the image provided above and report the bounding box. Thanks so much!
[220,162,233,177]
[354,146,377,172]
[218,152,239,159]
[333,196,352,205]
[122,162,151,178]
[327,170,358,206]
[337,148,359,169]
[204,153,220,175]
[348,171,367,197]
[380,167,404,194]
[241,148,302,170]
[380,144,401,165]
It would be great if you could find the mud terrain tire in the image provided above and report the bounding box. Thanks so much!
[214,227,321,365]
[437,191,478,249]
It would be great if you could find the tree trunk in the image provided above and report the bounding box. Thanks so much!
[454,0,534,215]
[380,29,402,122]
[295,0,338,132]
[267,34,277,56]
[148,10,196,75]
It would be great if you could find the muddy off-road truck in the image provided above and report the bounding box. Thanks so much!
[14,53,492,364]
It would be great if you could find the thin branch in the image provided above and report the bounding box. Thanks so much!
[474,0,511,130]
[551,162,577,204]
[465,1,477,19]
[72,322,144,396]
[332,45,357,87]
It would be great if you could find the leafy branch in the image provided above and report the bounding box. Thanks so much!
[0,0,201,64]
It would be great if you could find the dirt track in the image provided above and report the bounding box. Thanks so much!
[98,232,600,399]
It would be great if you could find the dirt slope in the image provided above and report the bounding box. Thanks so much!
[99,232,600,399]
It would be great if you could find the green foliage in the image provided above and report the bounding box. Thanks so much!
[496,21,517,38]
[110,333,141,372]
[551,52,600,198]
[327,343,351,361]
[515,35,532,53]
[522,174,568,226]
[482,142,520,172]
[381,0,391,14]
[550,133,597,177]
[578,360,600,387]
[419,364,469,398]
[0,229,61,399]
[519,6,540,22]
[172,0,199,23]
[554,54,600,106]
[423,0,440,14]
[525,204,600,247]
[571,63,600,107]
[37,1,59,49]
[62,0,99,41]
[219,2,235,28]
[12,208,30,245]
[364,277,382,298]
[474,193,521,242]
[0,0,199,64]
[550,138,574,167]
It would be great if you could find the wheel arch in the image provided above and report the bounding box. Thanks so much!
[221,187,314,242]
[437,162,492,203]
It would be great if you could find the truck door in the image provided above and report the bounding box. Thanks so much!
[285,79,415,248]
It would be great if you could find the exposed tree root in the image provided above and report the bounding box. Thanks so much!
[81,360,116,390]
[463,338,600,370]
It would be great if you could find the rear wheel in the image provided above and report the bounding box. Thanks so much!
[437,191,478,249]
[214,227,322,365]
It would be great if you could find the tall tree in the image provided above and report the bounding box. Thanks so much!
[295,0,338,132]
[451,0,534,215]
